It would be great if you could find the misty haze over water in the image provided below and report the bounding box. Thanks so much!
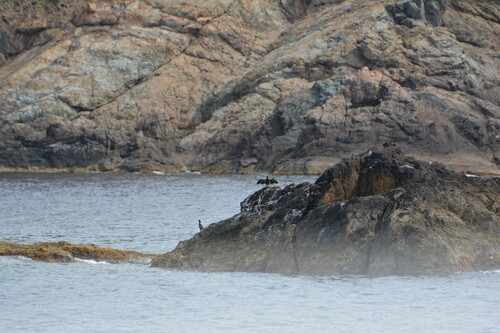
[1,173,499,332]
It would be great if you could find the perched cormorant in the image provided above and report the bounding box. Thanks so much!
[198,219,204,231]
[257,176,278,185]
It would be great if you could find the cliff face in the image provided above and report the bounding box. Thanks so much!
[151,145,500,276]
[0,0,499,173]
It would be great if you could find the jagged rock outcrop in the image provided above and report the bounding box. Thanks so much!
[151,145,500,275]
[0,0,499,173]
[0,241,156,263]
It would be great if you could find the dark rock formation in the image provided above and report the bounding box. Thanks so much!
[387,0,447,28]
[0,0,499,174]
[151,145,500,275]
[0,241,156,264]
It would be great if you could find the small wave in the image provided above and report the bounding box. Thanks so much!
[0,256,34,263]
[152,171,165,175]
[185,170,202,174]
[15,255,34,262]
[472,269,500,276]
[75,258,109,265]
[20,256,34,261]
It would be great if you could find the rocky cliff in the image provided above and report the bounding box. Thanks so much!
[0,0,499,173]
[151,145,500,276]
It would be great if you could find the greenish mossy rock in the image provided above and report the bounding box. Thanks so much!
[0,241,157,263]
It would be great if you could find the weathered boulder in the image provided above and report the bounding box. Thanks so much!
[0,0,499,174]
[0,241,156,264]
[151,145,500,275]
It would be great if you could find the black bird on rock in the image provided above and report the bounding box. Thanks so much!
[257,176,278,185]
[198,220,204,231]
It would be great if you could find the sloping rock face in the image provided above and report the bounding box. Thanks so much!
[0,0,499,173]
[151,145,500,276]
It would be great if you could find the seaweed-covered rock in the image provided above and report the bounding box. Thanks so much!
[0,241,156,264]
[152,145,500,275]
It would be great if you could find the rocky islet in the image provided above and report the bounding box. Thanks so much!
[0,0,499,276]
[151,145,500,276]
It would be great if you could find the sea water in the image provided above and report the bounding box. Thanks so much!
[1,173,499,333]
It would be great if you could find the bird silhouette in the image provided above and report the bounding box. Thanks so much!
[198,219,204,231]
[257,176,278,185]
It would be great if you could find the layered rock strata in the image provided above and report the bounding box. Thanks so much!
[0,0,499,173]
[151,145,500,276]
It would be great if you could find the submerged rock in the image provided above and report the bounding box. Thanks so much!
[0,241,156,264]
[151,145,500,276]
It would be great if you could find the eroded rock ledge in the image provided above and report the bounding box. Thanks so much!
[151,145,500,276]
[0,241,156,264]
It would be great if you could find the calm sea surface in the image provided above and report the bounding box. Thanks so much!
[1,173,499,333]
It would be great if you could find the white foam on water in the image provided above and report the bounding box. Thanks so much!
[0,255,36,263]
[75,258,109,265]
[152,171,165,175]
[473,269,500,275]
[15,255,34,262]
